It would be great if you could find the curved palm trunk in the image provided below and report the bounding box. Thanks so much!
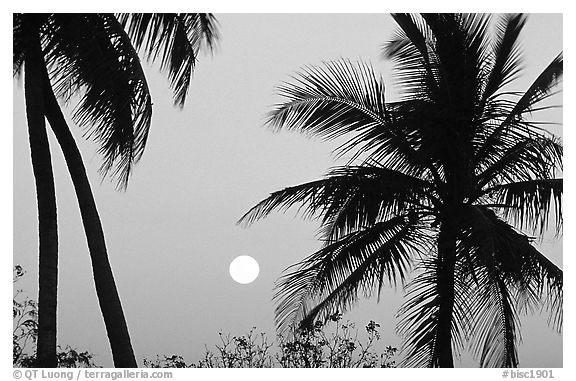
[24,30,59,368]
[42,75,138,367]
[434,221,456,368]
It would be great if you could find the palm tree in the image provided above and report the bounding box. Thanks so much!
[239,13,562,368]
[14,13,218,367]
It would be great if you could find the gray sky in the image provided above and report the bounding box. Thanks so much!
[12,13,563,367]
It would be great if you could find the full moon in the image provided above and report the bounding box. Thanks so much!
[229,256,260,284]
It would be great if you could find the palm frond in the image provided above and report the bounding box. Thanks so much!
[371,100,444,181]
[270,59,386,133]
[487,178,562,236]
[117,13,218,106]
[13,14,27,77]
[517,246,563,331]
[504,53,563,124]
[453,207,522,367]
[268,60,388,152]
[317,164,437,241]
[481,14,526,102]
[269,59,442,176]
[455,205,562,364]
[238,164,433,239]
[43,14,152,189]
[455,205,529,280]
[195,13,219,51]
[274,215,421,333]
[476,53,562,164]
[384,13,438,99]
[460,13,493,64]
[468,272,520,367]
[396,258,469,367]
[476,135,562,191]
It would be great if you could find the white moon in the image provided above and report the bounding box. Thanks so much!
[229,256,260,284]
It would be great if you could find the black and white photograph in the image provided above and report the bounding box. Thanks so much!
[11,9,564,376]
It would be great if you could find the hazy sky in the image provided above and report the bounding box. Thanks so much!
[12,13,563,367]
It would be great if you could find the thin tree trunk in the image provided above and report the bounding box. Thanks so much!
[434,221,456,368]
[42,73,138,367]
[24,28,58,368]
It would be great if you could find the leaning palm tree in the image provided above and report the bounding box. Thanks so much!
[14,13,218,367]
[239,13,562,368]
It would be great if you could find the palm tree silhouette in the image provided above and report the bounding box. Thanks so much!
[14,13,218,367]
[239,13,562,368]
